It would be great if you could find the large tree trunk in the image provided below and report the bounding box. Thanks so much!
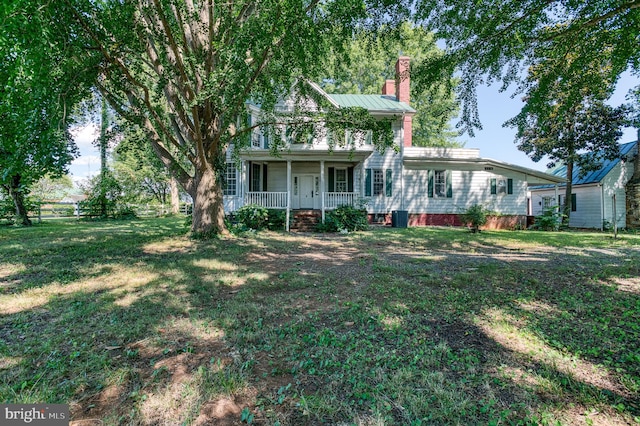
[170,177,180,214]
[9,174,32,226]
[190,165,228,236]
[563,161,574,225]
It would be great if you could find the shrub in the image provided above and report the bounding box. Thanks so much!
[531,206,565,231]
[459,204,488,233]
[318,205,368,233]
[80,171,136,219]
[266,209,288,231]
[234,204,269,230]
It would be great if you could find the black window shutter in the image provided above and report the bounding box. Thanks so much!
[507,178,513,194]
[385,169,392,197]
[428,170,434,198]
[328,167,335,192]
[571,193,577,212]
[347,167,354,192]
[262,164,268,191]
[446,170,452,198]
[490,178,497,195]
[365,169,372,196]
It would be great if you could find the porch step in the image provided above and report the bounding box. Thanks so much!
[291,210,321,232]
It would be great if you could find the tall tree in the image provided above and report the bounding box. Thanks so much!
[414,1,640,135]
[321,23,461,147]
[506,55,630,221]
[0,2,89,225]
[53,0,403,236]
[112,124,175,205]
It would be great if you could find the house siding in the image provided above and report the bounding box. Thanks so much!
[602,159,634,229]
[403,169,528,215]
[530,185,603,229]
[530,158,635,229]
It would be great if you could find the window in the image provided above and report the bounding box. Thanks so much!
[365,168,392,197]
[365,130,373,145]
[542,196,554,208]
[428,170,452,198]
[373,169,384,195]
[224,163,237,196]
[335,169,347,192]
[250,163,262,191]
[328,167,354,193]
[490,178,513,195]
[559,194,577,212]
[434,170,446,197]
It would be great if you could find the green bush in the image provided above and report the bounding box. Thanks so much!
[266,209,288,231]
[317,204,368,233]
[234,204,269,230]
[459,204,488,233]
[80,171,136,220]
[531,206,565,231]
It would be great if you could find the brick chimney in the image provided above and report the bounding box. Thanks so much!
[381,80,395,96]
[395,56,411,147]
[395,56,410,104]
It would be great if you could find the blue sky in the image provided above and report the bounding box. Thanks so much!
[463,71,639,171]
[68,73,639,181]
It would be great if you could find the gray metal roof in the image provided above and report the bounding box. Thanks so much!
[327,94,416,114]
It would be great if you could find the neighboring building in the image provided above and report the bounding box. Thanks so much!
[529,140,638,229]
[224,57,565,230]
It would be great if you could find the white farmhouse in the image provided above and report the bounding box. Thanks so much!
[223,57,565,230]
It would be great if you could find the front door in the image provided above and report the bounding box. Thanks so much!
[299,175,315,209]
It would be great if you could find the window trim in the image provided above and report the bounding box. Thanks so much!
[223,163,238,196]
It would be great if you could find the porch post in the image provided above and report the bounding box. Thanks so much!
[286,160,291,232]
[320,160,325,223]
[554,184,559,225]
[241,160,248,205]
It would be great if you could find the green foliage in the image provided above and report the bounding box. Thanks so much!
[459,204,488,233]
[43,0,406,236]
[80,171,136,220]
[532,207,565,231]
[415,1,639,136]
[0,1,91,225]
[266,209,288,231]
[233,204,270,231]
[320,23,461,148]
[2,218,640,424]
[317,205,369,233]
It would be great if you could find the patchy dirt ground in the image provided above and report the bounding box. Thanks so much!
[13,227,636,426]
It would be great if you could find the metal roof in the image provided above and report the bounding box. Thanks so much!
[327,94,416,114]
[531,140,637,189]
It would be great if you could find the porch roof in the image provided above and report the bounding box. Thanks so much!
[403,156,567,186]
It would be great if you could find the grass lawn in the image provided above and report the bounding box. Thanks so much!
[1,217,639,425]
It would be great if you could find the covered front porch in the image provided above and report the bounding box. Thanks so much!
[227,152,369,230]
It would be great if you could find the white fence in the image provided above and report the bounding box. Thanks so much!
[22,202,192,221]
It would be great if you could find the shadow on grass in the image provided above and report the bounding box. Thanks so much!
[0,219,639,424]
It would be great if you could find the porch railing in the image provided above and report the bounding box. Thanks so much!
[244,192,288,209]
[323,192,359,209]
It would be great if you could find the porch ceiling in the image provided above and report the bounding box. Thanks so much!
[240,150,371,162]
[403,157,567,186]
